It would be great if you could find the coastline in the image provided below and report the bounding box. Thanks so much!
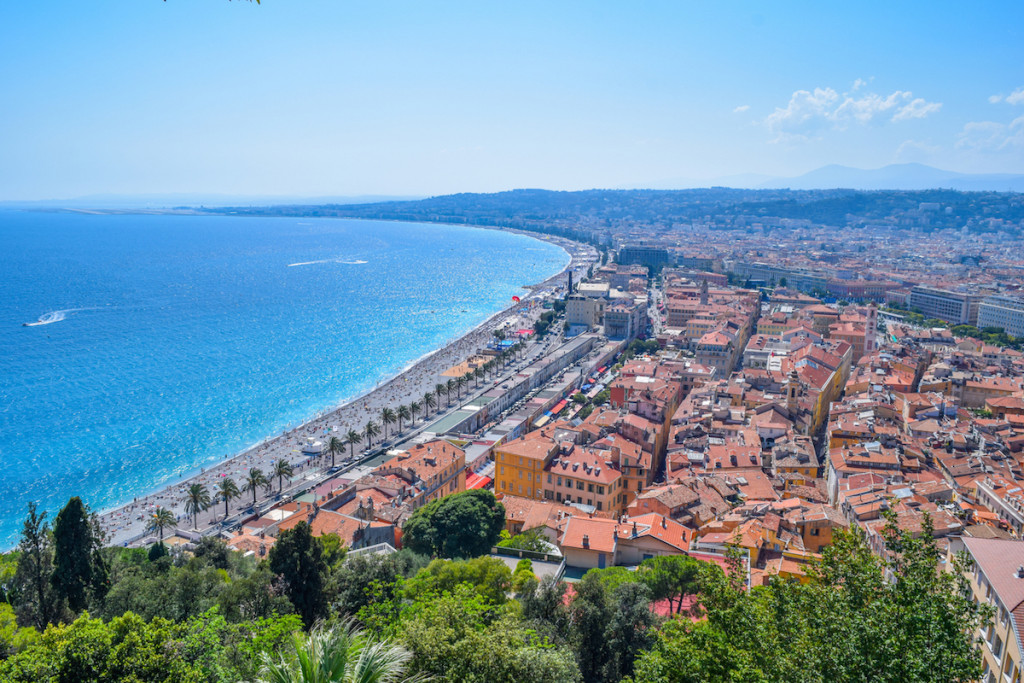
[94,222,588,547]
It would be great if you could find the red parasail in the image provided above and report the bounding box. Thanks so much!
[512,295,521,303]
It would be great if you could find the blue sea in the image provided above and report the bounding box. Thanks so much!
[0,211,567,548]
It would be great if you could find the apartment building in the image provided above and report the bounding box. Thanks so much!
[979,295,1024,338]
[909,286,982,325]
[950,537,1024,683]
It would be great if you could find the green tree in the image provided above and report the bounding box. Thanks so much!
[400,585,580,683]
[243,468,270,508]
[268,521,327,629]
[444,380,454,406]
[344,429,362,460]
[604,581,657,682]
[633,513,992,683]
[257,620,422,683]
[326,435,345,469]
[409,400,422,424]
[329,551,419,623]
[401,489,505,559]
[146,506,177,544]
[567,573,614,683]
[404,556,512,604]
[12,504,60,629]
[397,404,411,433]
[0,603,38,659]
[216,478,241,521]
[51,497,107,614]
[364,420,381,448]
[497,526,551,553]
[0,612,206,683]
[637,554,703,614]
[185,483,213,528]
[272,458,295,495]
[380,407,397,440]
[424,391,437,415]
[511,559,536,593]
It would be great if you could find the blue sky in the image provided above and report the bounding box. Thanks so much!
[1,1,1022,200]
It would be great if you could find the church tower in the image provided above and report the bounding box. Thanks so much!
[786,368,800,414]
[864,302,878,355]
[699,278,709,306]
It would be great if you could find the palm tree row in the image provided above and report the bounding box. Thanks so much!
[328,338,530,464]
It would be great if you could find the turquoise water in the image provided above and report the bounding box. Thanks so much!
[0,212,567,547]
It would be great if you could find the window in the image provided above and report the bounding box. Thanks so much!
[547,474,552,483]
[587,498,593,506]
[500,466,505,475]
[598,485,605,494]
[577,481,584,490]
[810,527,820,536]
[597,501,603,511]
[557,476,562,486]
[588,483,594,493]
[519,470,523,479]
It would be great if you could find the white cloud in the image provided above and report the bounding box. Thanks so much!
[763,85,941,142]
[956,115,1024,151]
[852,78,867,91]
[989,87,1024,105]
[764,87,839,142]
[893,98,943,121]
[733,104,750,114]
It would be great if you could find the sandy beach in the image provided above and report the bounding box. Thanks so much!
[98,231,595,546]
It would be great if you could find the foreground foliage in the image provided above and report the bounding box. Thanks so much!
[633,516,992,683]
[0,498,992,683]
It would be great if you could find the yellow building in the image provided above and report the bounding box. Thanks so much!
[494,429,559,500]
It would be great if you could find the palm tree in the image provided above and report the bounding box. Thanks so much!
[396,404,411,433]
[423,392,436,415]
[409,400,421,424]
[257,621,425,683]
[272,458,295,495]
[455,376,466,399]
[146,506,176,544]
[244,467,269,507]
[445,380,455,405]
[326,435,345,468]
[184,483,212,530]
[344,429,362,459]
[364,420,381,448]
[380,407,397,440]
[216,478,240,520]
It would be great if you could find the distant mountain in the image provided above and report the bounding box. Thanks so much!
[757,163,1024,192]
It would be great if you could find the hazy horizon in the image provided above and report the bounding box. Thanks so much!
[2,1,1022,201]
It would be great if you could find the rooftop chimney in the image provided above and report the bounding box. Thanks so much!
[582,534,590,549]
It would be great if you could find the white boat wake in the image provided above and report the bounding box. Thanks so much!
[287,258,369,267]
[23,306,104,327]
